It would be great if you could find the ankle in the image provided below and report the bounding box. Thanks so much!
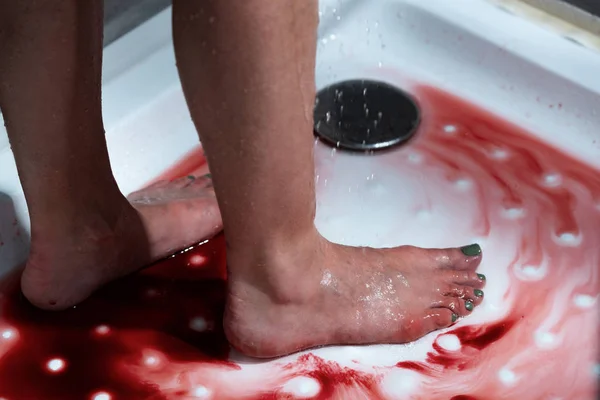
[227,227,327,303]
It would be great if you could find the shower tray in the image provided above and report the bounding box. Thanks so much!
[0,0,599,398]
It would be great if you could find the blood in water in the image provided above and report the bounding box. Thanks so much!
[0,84,597,399]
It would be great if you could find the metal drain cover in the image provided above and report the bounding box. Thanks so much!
[313,80,420,151]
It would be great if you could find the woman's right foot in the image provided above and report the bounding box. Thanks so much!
[21,175,222,310]
[225,235,486,358]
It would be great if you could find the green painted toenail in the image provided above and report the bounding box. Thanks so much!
[465,300,474,311]
[477,273,486,281]
[461,243,481,256]
[187,175,196,180]
[203,173,212,179]
[452,313,458,323]
[474,289,484,297]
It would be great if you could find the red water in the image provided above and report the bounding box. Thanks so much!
[0,84,598,399]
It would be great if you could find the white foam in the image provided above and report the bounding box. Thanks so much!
[437,334,461,351]
[281,376,321,398]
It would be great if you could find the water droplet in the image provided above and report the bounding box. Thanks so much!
[365,108,369,117]
[363,88,368,96]
[92,392,112,400]
[325,111,331,123]
[329,34,337,40]
[542,173,562,187]
[208,16,216,24]
[443,124,457,133]
[377,61,383,68]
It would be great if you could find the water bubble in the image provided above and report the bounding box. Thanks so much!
[191,385,212,398]
[325,111,331,123]
[498,368,517,386]
[46,358,66,373]
[377,61,383,68]
[1,329,15,340]
[363,88,368,96]
[573,294,596,308]
[554,231,582,247]
[282,376,321,398]
[443,124,457,133]
[542,173,562,187]
[365,108,370,117]
[94,325,110,335]
[454,178,472,191]
[502,207,525,220]
[378,111,383,119]
[329,34,337,40]
[189,317,209,332]
[92,392,112,400]
[534,330,558,349]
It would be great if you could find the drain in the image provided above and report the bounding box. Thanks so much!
[313,80,420,151]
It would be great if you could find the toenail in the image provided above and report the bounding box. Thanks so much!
[474,289,484,297]
[461,243,481,256]
[477,273,486,281]
[187,175,196,180]
[452,313,458,323]
[465,300,474,311]
[203,173,212,179]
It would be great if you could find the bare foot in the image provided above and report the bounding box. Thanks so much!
[224,233,485,358]
[21,175,222,310]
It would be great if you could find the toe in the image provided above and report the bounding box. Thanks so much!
[424,243,482,271]
[445,270,486,288]
[443,285,484,307]
[432,296,477,317]
[425,308,457,330]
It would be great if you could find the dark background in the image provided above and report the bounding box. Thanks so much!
[102,0,599,47]
[566,0,600,15]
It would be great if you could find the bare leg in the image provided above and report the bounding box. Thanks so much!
[0,0,221,309]
[172,0,486,358]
